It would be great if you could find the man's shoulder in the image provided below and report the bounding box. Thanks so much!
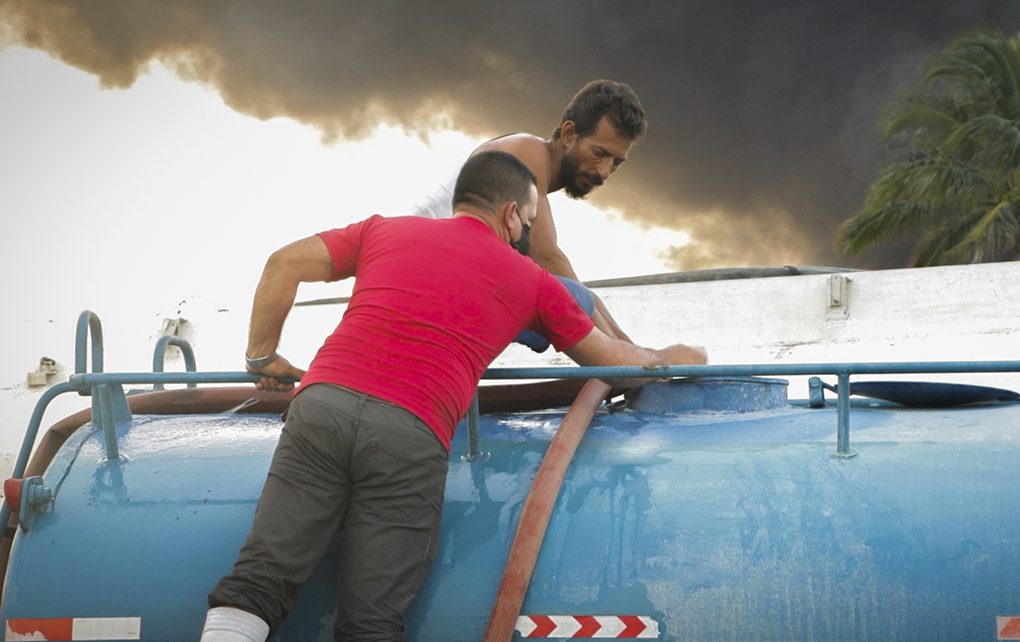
[336,214,442,240]
[474,134,551,185]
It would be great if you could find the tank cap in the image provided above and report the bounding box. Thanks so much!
[628,376,789,414]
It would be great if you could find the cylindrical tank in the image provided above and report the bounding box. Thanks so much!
[3,378,1020,641]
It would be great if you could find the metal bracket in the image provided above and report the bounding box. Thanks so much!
[828,274,849,308]
[826,274,850,320]
[808,376,827,407]
[18,476,53,532]
[91,383,132,462]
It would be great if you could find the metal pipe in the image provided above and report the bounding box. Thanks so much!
[69,372,266,388]
[582,265,856,289]
[295,266,859,305]
[64,360,1020,389]
[482,360,1020,380]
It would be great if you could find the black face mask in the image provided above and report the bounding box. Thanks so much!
[511,223,531,256]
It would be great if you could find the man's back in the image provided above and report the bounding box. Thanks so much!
[300,214,593,449]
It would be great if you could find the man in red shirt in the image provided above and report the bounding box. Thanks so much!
[202,151,706,641]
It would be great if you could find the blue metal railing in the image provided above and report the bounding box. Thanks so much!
[4,309,1019,536]
[12,359,1020,480]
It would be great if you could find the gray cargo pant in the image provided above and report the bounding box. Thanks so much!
[209,383,449,641]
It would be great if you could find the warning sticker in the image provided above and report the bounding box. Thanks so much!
[516,615,659,638]
[5,617,141,641]
[999,616,1020,641]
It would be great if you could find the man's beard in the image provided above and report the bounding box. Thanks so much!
[560,151,602,199]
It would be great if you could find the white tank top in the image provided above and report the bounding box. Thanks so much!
[410,175,456,219]
[411,134,520,219]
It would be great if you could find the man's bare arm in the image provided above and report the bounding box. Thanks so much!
[528,192,579,279]
[528,193,634,342]
[246,235,335,389]
[591,295,633,342]
[564,327,707,387]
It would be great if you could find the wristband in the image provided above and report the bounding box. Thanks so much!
[245,351,279,369]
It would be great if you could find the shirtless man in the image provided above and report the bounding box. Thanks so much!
[414,79,647,343]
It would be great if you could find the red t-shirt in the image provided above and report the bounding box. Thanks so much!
[297,215,594,451]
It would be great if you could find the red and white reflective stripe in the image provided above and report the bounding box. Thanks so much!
[516,615,659,638]
[1000,616,1020,640]
[5,617,141,641]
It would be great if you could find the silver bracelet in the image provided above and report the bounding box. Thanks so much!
[245,351,279,369]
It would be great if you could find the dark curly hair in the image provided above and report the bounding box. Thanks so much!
[552,79,647,141]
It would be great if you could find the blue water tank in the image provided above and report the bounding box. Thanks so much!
[3,377,1020,641]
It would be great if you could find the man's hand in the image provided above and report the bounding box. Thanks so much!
[565,329,709,388]
[657,343,708,367]
[247,354,306,392]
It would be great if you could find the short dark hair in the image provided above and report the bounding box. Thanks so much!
[552,79,647,141]
[453,151,537,212]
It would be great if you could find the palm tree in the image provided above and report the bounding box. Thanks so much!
[837,27,1020,265]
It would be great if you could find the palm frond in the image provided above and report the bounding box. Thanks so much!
[911,229,964,266]
[837,200,943,257]
[943,114,1020,174]
[952,198,1020,261]
[882,96,961,144]
[963,33,1020,120]
[866,155,989,209]
[924,28,1020,118]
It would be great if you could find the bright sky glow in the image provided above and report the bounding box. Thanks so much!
[0,46,687,310]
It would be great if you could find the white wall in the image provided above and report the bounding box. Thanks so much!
[3,261,1018,458]
[595,261,1020,395]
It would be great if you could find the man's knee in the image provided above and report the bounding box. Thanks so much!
[513,277,594,353]
[555,276,595,315]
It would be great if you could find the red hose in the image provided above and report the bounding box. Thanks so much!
[483,379,611,642]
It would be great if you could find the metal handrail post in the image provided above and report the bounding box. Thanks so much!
[74,310,104,396]
[94,383,128,462]
[152,337,198,390]
[834,372,857,458]
[462,392,488,463]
